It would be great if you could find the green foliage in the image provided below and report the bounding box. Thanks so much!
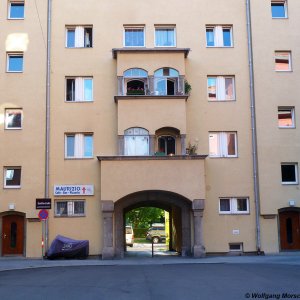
[133,228,148,238]
[126,207,165,229]
[184,80,192,95]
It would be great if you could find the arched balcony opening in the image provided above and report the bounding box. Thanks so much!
[155,127,182,156]
[124,127,149,156]
[122,68,148,96]
[154,68,180,96]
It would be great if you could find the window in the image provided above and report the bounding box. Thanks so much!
[271,1,287,18]
[8,1,24,19]
[278,107,295,128]
[207,76,235,100]
[66,77,93,101]
[281,163,298,184]
[7,53,23,72]
[206,25,233,47]
[154,68,179,95]
[275,51,291,71]
[158,136,176,155]
[65,133,93,158]
[4,167,21,188]
[66,26,93,48]
[229,243,243,252]
[209,132,237,157]
[155,27,176,47]
[123,68,148,95]
[124,128,149,156]
[124,26,145,47]
[5,109,22,129]
[55,200,85,217]
[219,198,249,214]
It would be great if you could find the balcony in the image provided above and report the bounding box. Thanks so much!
[115,68,189,102]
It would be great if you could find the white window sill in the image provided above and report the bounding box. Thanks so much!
[5,127,22,130]
[4,186,21,189]
[281,182,298,185]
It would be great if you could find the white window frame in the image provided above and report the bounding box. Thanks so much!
[8,1,25,19]
[207,76,235,101]
[278,107,295,128]
[65,26,93,48]
[219,197,249,215]
[271,0,288,19]
[209,132,238,158]
[154,26,176,47]
[275,51,292,72]
[7,53,23,73]
[206,25,233,47]
[4,167,21,188]
[281,163,298,185]
[65,77,93,102]
[65,133,93,159]
[55,200,86,217]
[5,108,23,129]
[229,243,243,252]
[123,26,145,47]
[124,127,149,156]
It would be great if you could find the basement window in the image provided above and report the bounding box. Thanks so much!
[229,243,243,252]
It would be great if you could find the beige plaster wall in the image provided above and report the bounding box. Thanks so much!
[118,98,187,135]
[0,0,47,256]
[100,159,206,202]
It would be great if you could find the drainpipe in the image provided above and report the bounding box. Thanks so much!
[45,0,52,256]
[246,0,262,254]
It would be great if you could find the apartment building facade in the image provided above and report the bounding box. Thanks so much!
[0,0,299,258]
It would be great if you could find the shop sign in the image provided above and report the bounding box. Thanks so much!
[54,185,94,196]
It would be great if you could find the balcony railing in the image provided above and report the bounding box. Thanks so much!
[117,75,186,96]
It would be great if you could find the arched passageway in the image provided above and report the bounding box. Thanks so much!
[101,190,205,259]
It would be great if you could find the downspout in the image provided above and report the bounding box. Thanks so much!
[246,0,262,254]
[45,0,52,255]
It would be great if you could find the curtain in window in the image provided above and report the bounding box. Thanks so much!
[155,29,175,46]
[215,26,224,47]
[124,136,149,155]
[75,26,84,47]
[75,78,84,101]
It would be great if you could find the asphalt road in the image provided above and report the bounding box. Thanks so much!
[0,263,300,300]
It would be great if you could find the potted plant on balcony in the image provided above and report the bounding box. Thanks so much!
[184,80,192,96]
[126,87,145,96]
[186,140,198,155]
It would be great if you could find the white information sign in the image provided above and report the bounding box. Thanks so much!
[54,185,94,196]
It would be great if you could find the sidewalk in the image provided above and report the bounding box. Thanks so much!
[1,253,300,272]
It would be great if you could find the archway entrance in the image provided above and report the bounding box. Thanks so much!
[279,208,300,250]
[111,191,202,259]
[124,205,180,257]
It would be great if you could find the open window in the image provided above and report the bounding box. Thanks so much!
[154,68,179,96]
[155,127,180,155]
